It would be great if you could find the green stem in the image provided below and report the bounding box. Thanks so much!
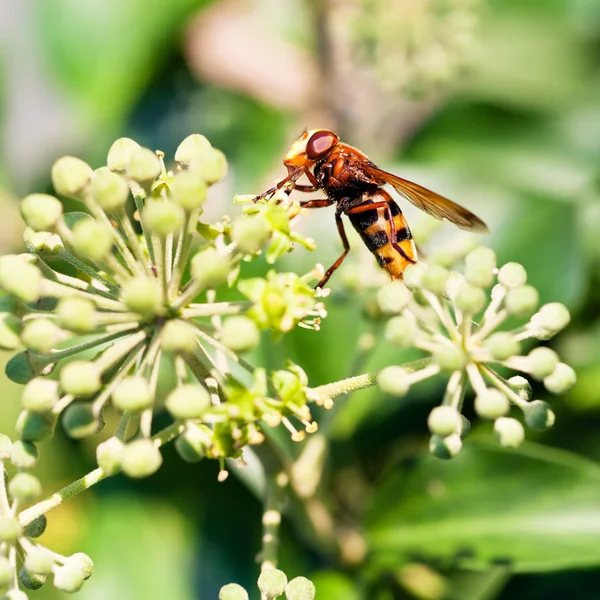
[132,189,156,267]
[55,247,120,296]
[0,460,11,514]
[115,209,152,277]
[479,364,530,409]
[181,301,251,318]
[260,472,289,576]
[50,328,139,364]
[95,329,148,372]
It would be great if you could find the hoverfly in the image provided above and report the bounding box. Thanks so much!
[255,129,488,288]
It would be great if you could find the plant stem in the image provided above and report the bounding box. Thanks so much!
[259,472,289,574]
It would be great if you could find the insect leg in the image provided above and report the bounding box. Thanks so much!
[316,207,351,288]
[253,167,304,201]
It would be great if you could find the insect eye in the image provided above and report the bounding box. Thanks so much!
[306,131,338,159]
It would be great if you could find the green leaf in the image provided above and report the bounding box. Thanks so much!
[309,571,362,600]
[367,443,600,573]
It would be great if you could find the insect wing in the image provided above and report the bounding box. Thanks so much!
[370,168,489,232]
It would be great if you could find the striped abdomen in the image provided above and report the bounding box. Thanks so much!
[347,189,417,280]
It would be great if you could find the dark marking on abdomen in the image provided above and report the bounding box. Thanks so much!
[348,207,378,229]
[396,226,411,242]
[361,229,389,251]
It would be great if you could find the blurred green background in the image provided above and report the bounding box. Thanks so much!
[3,0,600,598]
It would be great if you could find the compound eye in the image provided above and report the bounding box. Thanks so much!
[306,130,338,160]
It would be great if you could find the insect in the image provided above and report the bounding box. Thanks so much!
[255,129,488,288]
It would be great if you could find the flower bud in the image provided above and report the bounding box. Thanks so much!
[107,137,141,172]
[421,265,449,295]
[454,283,486,314]
[24,514,47,538]
[5,589,29,600]
[175,134,213,166]
[403,263,426,290]
[219,583,249,600]
[0,313,21,350]
[53,565,87,593]
[112,377,153,413]
[385,315,417,346]
[427,406,462,436]
[0,434,11,459]
[191,148,228,185]
[175,423,212,463]
[231,215,271,254]
[122,276,163,318]
[494,417,525,447]
[433,345,467,372]
[429,433,462,459]
[143,200,184,237]
[0,556,13,586]
[523,400,555,430]
[165,384,211,419]
[171,171,208,211]
[24,229,63,255]
[24,546,54,575]
[20,194,63,231]
[19,567,46,590]
[10,440,38,469]
[0,255,42,302]
[71,219,113,262]
[376,282,411,314]
[127,148,161,185]
[528,347,559,380]
[91,167,130,211]
[459,415,471,438]
[474,388,510,419]
[529,303,570,339]
[377,366,410,397]
[57,297,97,333]
[21,319,64,354]
[51,156,93,198]
[465,246,496,287]
[497,262,527,288]
[544,363,576,394]
[191,247,232,290]
[285,576,316,600]
[0,515,21,542]
[66,553,94,579]
[121,439,162,478]
[16,410,57,442]
[96,436,124,475]
[257,568,288,598]
[22,378,59,414]
[160,320,197,354]
[505,285,539,317]
[508,375,532,401]
[60,361,102,397]
[220,316,260,353]
[485,332,520,361]
[62,402,103,439]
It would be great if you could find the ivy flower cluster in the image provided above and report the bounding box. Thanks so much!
[219,569,315,600]
[372,247,575,458]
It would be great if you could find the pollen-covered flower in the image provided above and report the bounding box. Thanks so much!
[372,245,575,458]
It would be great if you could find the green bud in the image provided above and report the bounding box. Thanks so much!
[20,194,63,231]
[96,436,124,475]
[377,366,411,397]
[376,282,411,314]
[171,171,208,211]
[433,345,467,372]
[191,148,228,185]
[231,215,271,254]
[19,568,46,591]
[385,315,417,346]
[403,263,426,291]
[219,583,249,600]
[112,377,153,413]
[4,589,29,600]
[53,565,86,593]
[165,384,211,419]
[62,402,103,438]
[24,547,54,575]
[22,378,59,412]
[51,156,93,198]
[21,319,63,354]
[421,264,449,295]
[523,400,555,430]
[71,219,113,262]
[60,361,102,397]
[505,285,539,317]
[24,514,47,538]
[122,276,163,318]
[220,316,260,353]
[494,417,525,447]
[143,201,184,237]
[257,568,287,598]
[10,440,38,469]
[429,433,462,459]
[16,410,57,442]
[508,375,532,401]
[427,405,462,436]
[175,134,213,166]
[0,515,21,542]
[190,247,232,290]
[544,362,576,394]
[121,439,163,478]
[0,313,21,350]
[160,320,197,354]
[528,347,559,380]
[497,262,527,288]
[459,414,471,438]
[465,246,496,288]
[0,255,42,303]
[175,423,212,463]
[529,303,570,339]
[127,148,161,185]
[485,332,520,361]
[66,553,94,579]
[107,137,141,172]
[0,434,12,459]
[57,297,96,333]
[454,283,486,314]
[0,556,13,586]
[91,167,130,212]
[474,388,510,419]
[285,577,316,600]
